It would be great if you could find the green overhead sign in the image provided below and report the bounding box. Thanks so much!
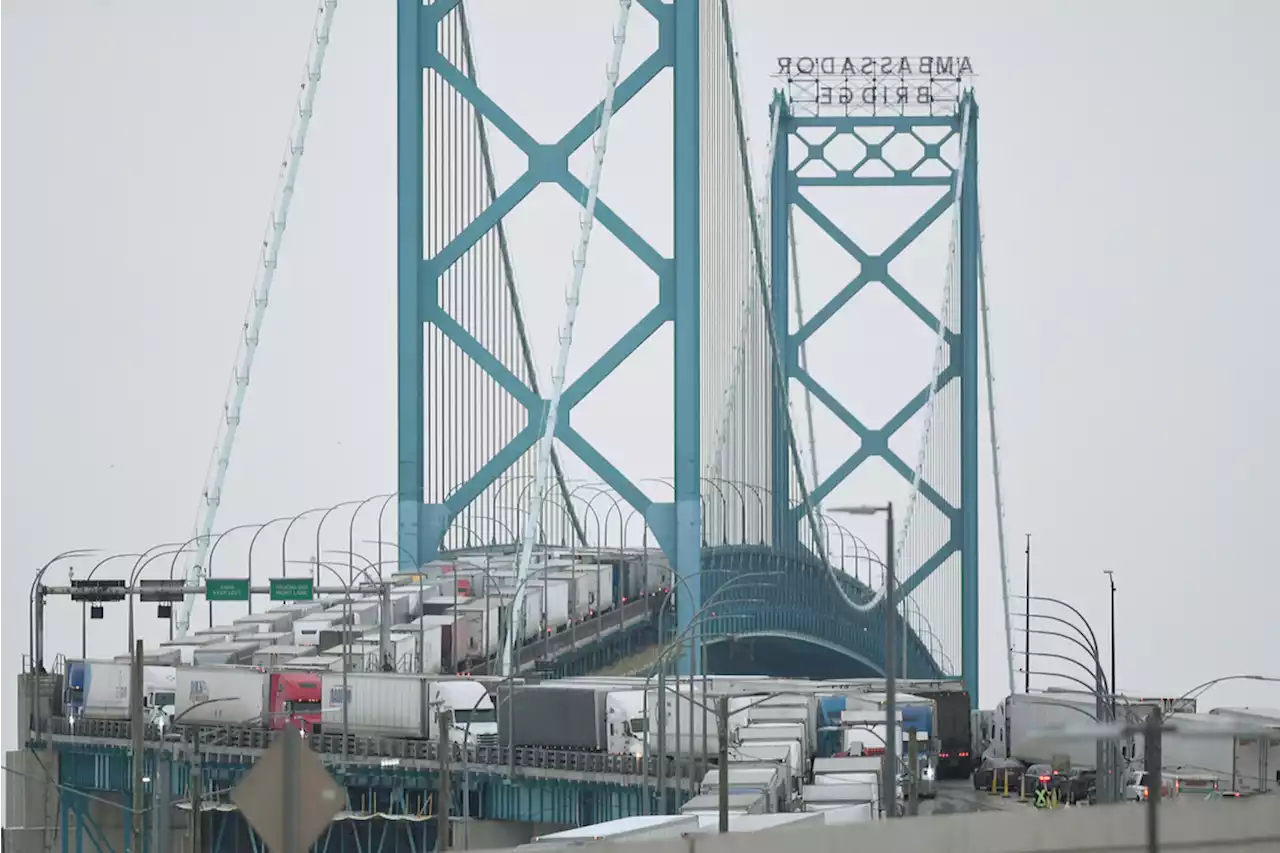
[269,578,314,601]
[205,579,250,602]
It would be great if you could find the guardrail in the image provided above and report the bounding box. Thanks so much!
[36,716,706,783]
[468,594,660,676]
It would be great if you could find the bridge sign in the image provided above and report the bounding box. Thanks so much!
[230,734,343,853]
[205,579,250,601]
[270,578,314,601]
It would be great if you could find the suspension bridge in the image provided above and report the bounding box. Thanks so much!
[17,1,1014,851]
[391,0,1001,692]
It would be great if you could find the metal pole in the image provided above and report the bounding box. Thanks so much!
[154,750,172,853]
[641,689,651,815]
[283,723,300,853]
[380,581,393,670]
[1104,570,1118,802]
[656,599,668,814]
[1024,534,1031,693]
[419,573,426,673]
[452,567,458,672]
[907,726,919,817]
[35,587,47,673]
[131,639,145,853]
[717,696,729,834]
[342,584,351,763]
[437,707,452,852]
[882,504,898,819]
[190,724,202,853]
[1145,709,1162,853]
[1095,661,1106,802]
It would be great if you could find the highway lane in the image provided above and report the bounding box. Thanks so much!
[919,781,1031,816]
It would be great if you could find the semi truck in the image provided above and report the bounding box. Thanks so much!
[65,661,176,728]
[318,672,497,745]
[895,681,974,779]
[497,684,644,753]
[175,666,323,732]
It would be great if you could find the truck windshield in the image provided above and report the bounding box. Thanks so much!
[154,692,177,707]
[627,717,648,734]
[288,700,322,715]
[454,708,496,725]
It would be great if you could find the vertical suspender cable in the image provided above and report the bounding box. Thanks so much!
[890,102,971,659]
[457,3,587,547]
[176,1,339,638]
[977,201,1016,699]
[787,210,821,512]
[502,0,633,676]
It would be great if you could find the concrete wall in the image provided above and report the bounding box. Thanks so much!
[460,819,551,849]
[472,798,1280,853]
[4,749,59,853]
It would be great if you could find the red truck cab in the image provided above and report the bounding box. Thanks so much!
[269,672,323,733]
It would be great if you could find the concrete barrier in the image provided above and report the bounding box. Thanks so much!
[486,797,1280,853]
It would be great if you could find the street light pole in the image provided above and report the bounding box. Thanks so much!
[1103,570,1116,709]
[1104,569,1118,800]
[1024,534,1031,693]
[830,503,896,819]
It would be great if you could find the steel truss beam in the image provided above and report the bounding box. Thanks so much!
[397,0,703,654]
[767,93,981,702]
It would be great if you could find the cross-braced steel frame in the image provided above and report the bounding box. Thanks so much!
[767,91,982,703]
[397,1,703,649]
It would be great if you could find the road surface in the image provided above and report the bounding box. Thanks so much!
[918,781,1031,816]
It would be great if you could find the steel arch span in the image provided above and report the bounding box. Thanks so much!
[691,544,947,680]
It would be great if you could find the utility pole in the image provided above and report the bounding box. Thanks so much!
[1104,569,1118,804]
[283,724,300,853]
[189,725,203,853]
[1143,709,1162,853]
[1024,534,1031,693]
[716,696,729,834]
[906,726,919,817]
[1105,570,1117,708]
[131,639,145,853]
[436,707,452,852]
[882,504,898,819]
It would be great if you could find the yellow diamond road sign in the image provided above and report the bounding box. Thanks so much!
[230,735,344,853]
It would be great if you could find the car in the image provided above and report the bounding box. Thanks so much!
[972,756,1025,792]
[1021,763,1062,799]
[1059,769,1095,805]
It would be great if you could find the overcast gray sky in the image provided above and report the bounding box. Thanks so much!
[4,0,1278,767]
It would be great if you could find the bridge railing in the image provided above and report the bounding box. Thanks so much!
[37,716,694,781]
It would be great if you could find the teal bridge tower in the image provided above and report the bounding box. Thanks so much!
[397,0,992,697]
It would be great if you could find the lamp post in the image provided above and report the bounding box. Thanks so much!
[651,571,780,811]
[1103,570,1116,709]
[830,502,897,819]
[1013,595,1114,801]
[285,558,380,764]
[170,696,241,853]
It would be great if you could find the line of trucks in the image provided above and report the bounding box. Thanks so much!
[62,550,983,806]
[121,557,640,676]
[64,654,976,820]
[975,689,1280,796]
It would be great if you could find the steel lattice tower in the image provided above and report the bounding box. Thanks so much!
[767,88,982,702]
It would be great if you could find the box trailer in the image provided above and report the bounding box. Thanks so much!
[525,815,699,846]
[293,614,340,646]
[233,612,293,634]
[318,673,496,743]
[251,645,317,667]
[282,654,343,672]
[158,637,217,666]
[177,666,271,726]
[498,685,622,751]
[192,641,260,666]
